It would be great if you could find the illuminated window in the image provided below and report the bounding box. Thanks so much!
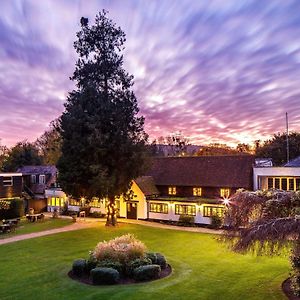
[193,187,202,196]
[220,188,230,198]
[267,177,300,191]
[203,206,224,217]
[39,175,46,184]
[149,203,168,214]
[2,176,12,186]
[175,204,196,216]
[69,198,80,206]
[168,186,176,195]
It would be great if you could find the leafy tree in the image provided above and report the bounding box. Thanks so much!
[0,141,9,171]
[223,189,300,296]
[3,141,42,172]
[256,132,300,166]
[58,11,148,226]
[35,119,62,165]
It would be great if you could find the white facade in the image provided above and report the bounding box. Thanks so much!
[253,167,300,190]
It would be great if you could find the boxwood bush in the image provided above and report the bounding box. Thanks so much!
[91,267,120,285]
[126,257,152,277]
[133,264,161,281]
[97,259,123,275]
[156,253,167,269]
[177,214,195,226]
[72,259,86,277]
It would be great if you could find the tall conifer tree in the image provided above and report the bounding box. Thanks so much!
[58,11,148,226]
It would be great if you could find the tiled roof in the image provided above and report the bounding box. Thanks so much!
[17,165,57,175]
[135,176,159,196]
[283,156,300,167]
[145,155,255,189]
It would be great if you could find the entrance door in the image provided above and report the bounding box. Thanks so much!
[127,202,137,219]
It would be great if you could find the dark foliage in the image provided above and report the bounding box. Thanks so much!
[72,259,87,277]
[126,257,152,277]
[256,132,300,166]
[155,253,167,269]
[97,259,123,275]
[0,198,24,219]
[58,10,148,226]
[91,267,120,285]
[177,214,195,226]
[133,264,161,281]
[2,141,41,172]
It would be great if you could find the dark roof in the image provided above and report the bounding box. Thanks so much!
[283,156,300,167]
[135,176,159,196]
[17,165,57,175]
[145,156,255,189]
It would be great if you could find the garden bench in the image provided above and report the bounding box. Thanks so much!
[26,213,44,222]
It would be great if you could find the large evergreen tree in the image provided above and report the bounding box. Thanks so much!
[58,11,148,226]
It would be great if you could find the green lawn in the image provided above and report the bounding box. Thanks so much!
[0,223,290,300]
[0,217,72,239]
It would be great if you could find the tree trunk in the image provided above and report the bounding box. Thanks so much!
[106,196,117,226]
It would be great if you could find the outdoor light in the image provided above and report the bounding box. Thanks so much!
[222,198,230,206]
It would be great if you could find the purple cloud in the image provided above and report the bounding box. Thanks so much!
[1,0,300,147]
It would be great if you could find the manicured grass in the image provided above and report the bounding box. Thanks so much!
[0,217,72,239]
[0,223,289,300]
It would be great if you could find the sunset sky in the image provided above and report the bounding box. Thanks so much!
[1,0,300,147]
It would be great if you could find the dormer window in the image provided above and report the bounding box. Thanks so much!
[168,186,176,195]
[31,175,36,184]
[39,175,46,184]
[193,187,202,196]
[220,188,230,198]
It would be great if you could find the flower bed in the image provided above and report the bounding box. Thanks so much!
[69,234,172,285]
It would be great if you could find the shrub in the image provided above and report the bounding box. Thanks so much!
[133,264,161,282]
[93,234,147,264]
[90,211,104,218]
[80,206,91,216]
[72,259,86,277]
[91,267,120,285]
[97,259,123,274]
[290,248,300,296]
[155,253,167,269]
[86,253,97,272]
[0,198,24,219]
[145,252,158,264]
[177,214,195,226]
[126,257,152,277]
[209,215,223,229]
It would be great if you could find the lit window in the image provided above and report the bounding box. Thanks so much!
[193,187,202,196]
[3,176,12,186]
[39,175,46,184]
[220,188,230,198]
[203,206,224,217]
[175,204,196,216]
[267,177,300,191]
[149,203,168,214]
[168,186,176,195]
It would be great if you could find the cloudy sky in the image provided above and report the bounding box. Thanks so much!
[1,0,300,147]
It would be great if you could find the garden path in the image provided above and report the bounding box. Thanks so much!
[0,215,222,246]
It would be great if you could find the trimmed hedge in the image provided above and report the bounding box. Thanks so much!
[0,198,24,219]
[91,267,120,285]
[72,259,86,277]
[146,252,167,269]
[97,259,123,274]
[126,257,152,277]
[133,264,161,281]
[177,214,195,226]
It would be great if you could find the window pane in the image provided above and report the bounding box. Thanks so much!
[275,178,280,189]
[296,179,300,190]
[281,178,287,190]
[267,178,273,189]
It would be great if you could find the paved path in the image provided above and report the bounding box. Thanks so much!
[0,216,222,246]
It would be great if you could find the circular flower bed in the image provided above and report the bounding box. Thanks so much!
[69,234,172,285]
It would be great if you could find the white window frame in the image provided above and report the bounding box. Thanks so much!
[3,176,13,186]
[39,175,46,184]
